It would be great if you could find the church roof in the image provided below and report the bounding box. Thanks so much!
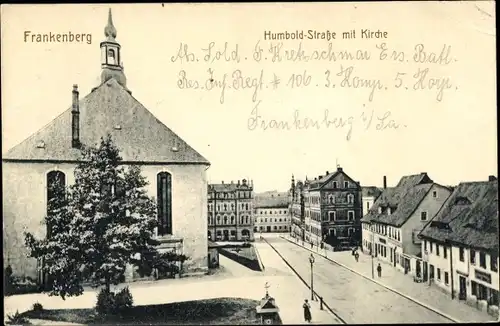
[3,78,210,165]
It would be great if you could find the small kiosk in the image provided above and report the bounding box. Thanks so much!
[256,282,281,325]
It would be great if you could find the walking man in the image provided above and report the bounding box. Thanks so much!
[303,299,312,323]
[377,263,382,277]
[354,251,359,262]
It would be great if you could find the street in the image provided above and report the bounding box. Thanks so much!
[263,234,454,324]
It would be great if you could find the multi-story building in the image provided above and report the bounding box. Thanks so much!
[207,179,254,242]
[290,176,305,240]
[291,166,363,250]
[419,176,499,318]
[361,172,452,277]
[254,193,290,233]
[361,183,384,254]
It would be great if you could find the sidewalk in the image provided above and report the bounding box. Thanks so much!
[254,240,342,324]
[282,235,496,323]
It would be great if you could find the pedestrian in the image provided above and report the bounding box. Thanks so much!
[355,251,359,262]
[303,299,312,323]
[377,263,382,277]
[310,241,313,249]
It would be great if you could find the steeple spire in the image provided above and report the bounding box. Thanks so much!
[98,8,129,92]
[104,8,117,40]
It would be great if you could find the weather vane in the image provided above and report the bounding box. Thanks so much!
[264,281,270,297]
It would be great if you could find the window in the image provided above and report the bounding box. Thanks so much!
[328,211,336,221]
[329,228,336,236]
[332,181,338,189]
[348,211,355,221]
[459,247,465,262]
[491,255,498,272]
[347,194,354,204]
[479,252,486,268]
[444,272,449,285]
[436,245,440,256]
[432,191,438,198]
[443,247,447,259]
[420,211,428,221]
[437,268,441,280]
[470,249,476,264]
[46,170,66,238]
[329,196,335,204]
[157,172,172,236]
[348,227,354,236]
[424,240,428,252]
[344,181,349,188]
[430,242,433,253]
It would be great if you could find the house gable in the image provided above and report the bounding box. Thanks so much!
[3,79,210,165]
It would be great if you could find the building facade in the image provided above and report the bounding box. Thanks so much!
[2,10,210,282]
[207,179,255,241]
[290,166,363,250]
[290,176,305,240]
[360,184,383,254]
[419,177,499,318]
[361,173,452,278]
[254,194,290,233]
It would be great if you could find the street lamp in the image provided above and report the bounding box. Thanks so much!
[309,253,315,301]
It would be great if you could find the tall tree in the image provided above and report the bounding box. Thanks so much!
[25,135,160,299]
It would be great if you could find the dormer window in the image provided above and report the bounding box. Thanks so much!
[344,181,349,188]
[332,181,338,189]
[378,207,382,214]
[455,196,471,205]
[36,140,46,149]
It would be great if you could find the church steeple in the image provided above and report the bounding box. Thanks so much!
[99,9,128,91]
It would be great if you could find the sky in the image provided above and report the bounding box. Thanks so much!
[1,2,497,193]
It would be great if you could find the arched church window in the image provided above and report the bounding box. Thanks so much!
[157,172,172,236]
[46,170,66,238]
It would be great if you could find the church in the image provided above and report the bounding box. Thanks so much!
[2,9,210,282]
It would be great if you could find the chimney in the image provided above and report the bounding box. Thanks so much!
[71,84,80,148]
[231,180,234,184]
[237,180,240,186]
[221,181,224,184]
[337,167,343,172]
[488,175,497,181]
[383,176,387,189]
[326,171,329,175]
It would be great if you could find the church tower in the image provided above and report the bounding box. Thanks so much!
[99,9,129,92]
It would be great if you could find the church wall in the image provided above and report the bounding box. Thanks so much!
[2,161,208,280]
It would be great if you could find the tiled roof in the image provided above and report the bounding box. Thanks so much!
[254,195,289,209]
[361,173,434,227]
[419,180,498,252]
[3,78,209,165]
[208,182,252,193]
[362,186,383,198]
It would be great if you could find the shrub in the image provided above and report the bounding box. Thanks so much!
[6,310,31,325]
[96,288,115,316]
[32,302,44,312]
[95,287,134,316]
[114,287,133,312]
[4,265,13,295]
